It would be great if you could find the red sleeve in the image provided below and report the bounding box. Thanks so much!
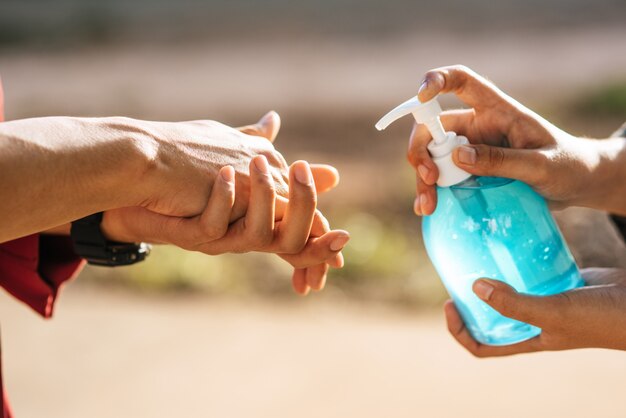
[0,77,85,318]
[0,234,85,318]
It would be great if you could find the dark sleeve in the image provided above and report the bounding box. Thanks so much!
[0,234,85,318]
[609,122,626,240]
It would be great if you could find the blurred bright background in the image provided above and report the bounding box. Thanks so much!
[1,0,626,417]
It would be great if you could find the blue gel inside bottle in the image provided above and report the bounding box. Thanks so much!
[422,176,584,346]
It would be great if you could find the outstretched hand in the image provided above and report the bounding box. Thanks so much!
[102,112,348,295]
[444,268,626,357]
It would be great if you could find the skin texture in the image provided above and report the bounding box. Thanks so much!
[4,111,347,294]
[407,65,626,355]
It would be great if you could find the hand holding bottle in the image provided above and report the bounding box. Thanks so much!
[444,268,626,356]
[408,65,626,216]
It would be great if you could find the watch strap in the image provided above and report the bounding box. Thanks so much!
[71,213,150,267]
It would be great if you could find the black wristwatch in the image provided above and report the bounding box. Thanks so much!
[70,213,151,267]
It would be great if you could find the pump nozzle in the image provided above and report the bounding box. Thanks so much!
[375,96,448,144]
[376,95,472,187]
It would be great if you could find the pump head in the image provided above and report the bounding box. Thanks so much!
[376,95,472,187]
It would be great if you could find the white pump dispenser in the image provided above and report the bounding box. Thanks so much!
[376,96,472,187]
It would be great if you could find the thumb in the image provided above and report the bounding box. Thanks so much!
[473,278,569,328]
[237,110,281,142]
[453,144,545,185]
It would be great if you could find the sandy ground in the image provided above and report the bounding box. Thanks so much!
[1,285,624,418]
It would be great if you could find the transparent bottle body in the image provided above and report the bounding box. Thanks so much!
[422,177,584,346]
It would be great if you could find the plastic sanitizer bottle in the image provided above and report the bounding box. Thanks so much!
[376,96,584,345]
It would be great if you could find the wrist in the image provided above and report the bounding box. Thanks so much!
[101,210,134,242]
[91,117,161,209]
[585,136,626,215]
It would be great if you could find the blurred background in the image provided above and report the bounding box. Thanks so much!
[1,0,626,417]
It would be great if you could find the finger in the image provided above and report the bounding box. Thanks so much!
[328,252,344,269]
[408,110,476,169]
[275,197,329,237]
[274,161,317,254]
[116,166,237,249]
[311,209,330,236]
[417,65,514,111]
[408,119,439,216]
[292,268,310,296]
[408,110,475,216]
[444,300,544,358]
[452,144,547,186]
[414,172,437,216]
[444,300,481,354]
[472,279,570,329]
[310,164,340,194]
[280,231,349,269]
[244,155,276,249]
[280,230,350,269]
[306,263,330,291]
[197,166,236,240]
[236,111,281,143]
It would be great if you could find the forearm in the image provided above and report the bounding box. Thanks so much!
[0,116,154,243]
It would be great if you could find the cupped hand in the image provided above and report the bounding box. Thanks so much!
[103,157,349,295]
[444,268,626,357]
[408,65,609,215]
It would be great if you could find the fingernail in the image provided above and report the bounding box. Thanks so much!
[474,280,494,301]
[220,166,235,182]
[418,165,430,183]
[418,80,428,96]
[294,161,313,185]
[413,197,422,215]
[419,193,429,214]
[253,155,269,174]
[458,146,477,165]
[330,234,350,251]
[259,111,274,125]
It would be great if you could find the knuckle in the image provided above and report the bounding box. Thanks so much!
[249,228,274,249]
[453,64,473,75]
[280,239,307,255]
[407,145,428,167]
[489,290,516,317]
[201,223,227,241]
[488,146,506,170]
[296,191,317,208]
[254,171,275,191]
[531,150,551,182]
[407,147,419,166]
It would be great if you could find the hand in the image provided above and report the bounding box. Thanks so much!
[131,111,291,221]
[408,65,625,215]
[103,157,349,295]
[444,268,626,357]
